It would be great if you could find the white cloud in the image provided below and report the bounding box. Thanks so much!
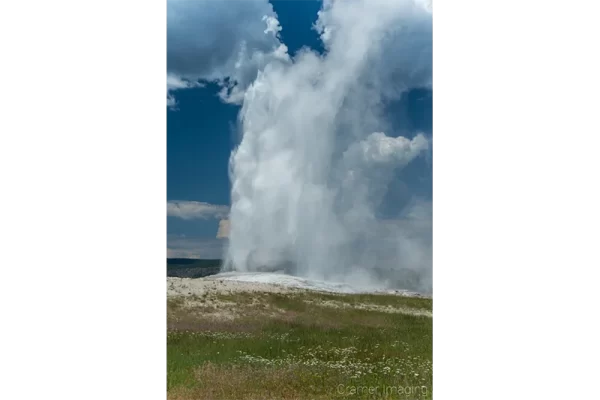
[343,132,428,167]
[166,74,204,109]
[167,235,226,258]
[166,0,290,106]
[167,201,229,220]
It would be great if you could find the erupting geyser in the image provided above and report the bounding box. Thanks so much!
[167,0,433,292]
[221,0,433,293]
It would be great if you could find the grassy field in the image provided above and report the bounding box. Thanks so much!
[167,288,432,399]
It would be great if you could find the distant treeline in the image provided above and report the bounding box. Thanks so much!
[167,259,222,278]
[167,259,222,268]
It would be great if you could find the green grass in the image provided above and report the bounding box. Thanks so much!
[167,290,432,399]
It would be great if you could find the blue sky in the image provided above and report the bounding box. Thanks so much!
[167,0,432,258]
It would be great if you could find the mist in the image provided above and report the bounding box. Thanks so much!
[219,0,433,293]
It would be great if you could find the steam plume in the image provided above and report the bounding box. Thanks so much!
[222,0,433,293]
